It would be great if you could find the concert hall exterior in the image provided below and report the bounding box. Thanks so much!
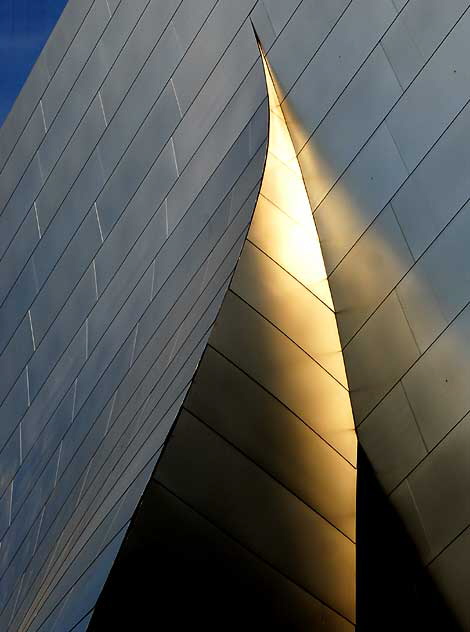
[0,1,469,630]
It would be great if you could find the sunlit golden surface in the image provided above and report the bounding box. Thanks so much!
[195,51,357,622]
[245,54,357,466]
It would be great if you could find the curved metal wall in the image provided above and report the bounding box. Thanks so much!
[1,0,470,630]
[267,2,470,628]
[0,1,268,629]
[89,58,356,629]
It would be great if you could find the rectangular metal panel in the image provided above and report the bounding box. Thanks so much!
[98,28,181,179]
[386,8,470,171]
[330,204,413,344]
[0,207,40,306]
[97,83,180,237]
[429,526,470,631]
[402,303,470,448]
[396,198,470,351]
[298,44,402,209]
[232,240,347,385]
[171,0,257,114]
[263,0,306,35]
[0,105,46,212]
[408,414,470,556]
[266,0,350,95]
[312,124,408,274]
[30,210,102,347]
[0,154,44,261]
[381,17,425,90]
[344,290,420,423]
[36,95,106,230]
[186,347,356,539]
[172,20,259,169]
[389,479,432,562]
[357,382,427,493]
[211,291,356,463]
[156,411,356,622]
[283,0,397,149]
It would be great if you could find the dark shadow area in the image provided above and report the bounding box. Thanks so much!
[89,421,463,632]
[356,446,461,631]
[89,479,342,631]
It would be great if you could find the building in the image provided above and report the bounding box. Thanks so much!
[0,0,469,630]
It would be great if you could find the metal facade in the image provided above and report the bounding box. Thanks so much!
[1,0,470,629]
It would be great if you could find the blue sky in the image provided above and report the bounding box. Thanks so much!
[0,0,68,126]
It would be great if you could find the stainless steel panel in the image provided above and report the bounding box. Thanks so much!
[396,198,470,351]
[28,267,97,407]
[0,206,40,306]
[0,316,34,409]
[390,479,432,562]
[55,331,210,585]
[98,29,181,179]
[0,373,28,454]
[211,291,356,463]
[344,291,420,423]
[153,184,257,304]
[186,347,356,539]
[21,323,87,458]
[298,45,402,210]
[0,430,20,500]
[313,124,408,274]
[0,446,60,578]
[100,0,179,120]
[167,102,267,234]
[232,240,347,384]
[35,149,105,285]
[156,411,356,622]
[171,0,257,114]
[249,1,276,49]
[95,154,175,292]
[36,95,106,231]
[11,386,75,521]
[0,105,46,213]
[85,266,154,384]
[30,210,101,348]
[381,17,425,90]
[330,204,413,344]
[98,0,149,72]
[386,8,470,171]
[396,0,470,62]
[97,83,179,237]
[266,0,350,95]
[357,382,427,493]
[262,0,305,35]
[126,481,354,631]
[283,0,397,150]
[172,0,216,52]
[402,304,470,448]
[0,154,44,261]
[42,0,96,77]
[408,414,470,556]
[429,525,470,630]
[0,258,39,353]
[172,20,259,169]
[29,528,126,632]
